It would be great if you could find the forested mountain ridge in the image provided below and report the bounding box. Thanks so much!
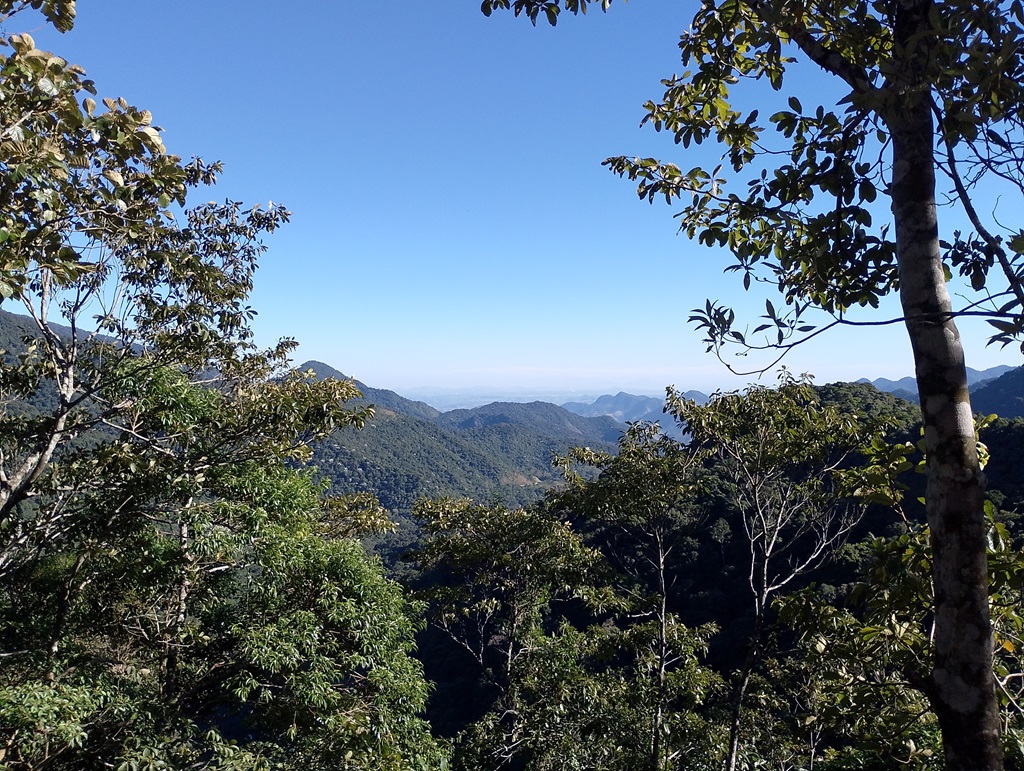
[312,409,581,512]
[300,355,625,447]
[3,311,1012,516]
[297,360,622,513]
[815,381,924,425]
[0,307,72,350]
[971,366,1024,419]
[3,315,1016,519]
[433,400,622,443]
[299,359,442,421]
[562,391,664,422]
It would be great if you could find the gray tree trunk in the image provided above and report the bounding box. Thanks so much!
[888,6,1003,763]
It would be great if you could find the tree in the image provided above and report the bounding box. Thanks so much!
[411,498,604,690]
[670,375,884,770]
[779,510,1024,769]
[0,21,288,547]
[0,369,449,769]
[482,0,1022,766]
[456,620,721,771]
[555,422,719,770]
[412,490,721,770]
[410,499,613,768]
[0,6,449,767]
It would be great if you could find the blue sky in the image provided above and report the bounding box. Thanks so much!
[23,1,1019,397]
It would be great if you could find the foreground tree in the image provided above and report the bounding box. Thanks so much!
[0,21,288,552]
[482,0,1024,766]
[410,499,609,768]
[671,375,886,770]
[0,368,449,769]
[455,620,721,771]
[555,422,719,770]
[413,492,721,770]
[779,509,1024,769]
[411,498,605,692]
[0,6,448,767]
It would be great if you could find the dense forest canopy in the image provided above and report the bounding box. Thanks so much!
[483,1,1024,767]
[2,1,1024,771]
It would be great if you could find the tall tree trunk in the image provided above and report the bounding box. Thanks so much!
[887,10,1003,762]
[165,516,194,701]
[725,609,762,771]
[651,531,668,771]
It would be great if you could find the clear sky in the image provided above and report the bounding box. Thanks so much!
[21,1,1020,397]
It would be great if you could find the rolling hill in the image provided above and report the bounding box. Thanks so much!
[298,361,622,514]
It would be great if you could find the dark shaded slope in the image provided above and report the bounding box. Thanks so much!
[972,366,1024,418]
[0,309,76,416]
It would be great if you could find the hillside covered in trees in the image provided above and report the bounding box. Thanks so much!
[6,274,1024,768]
[301,360,621,513]
[6,1,1024,771]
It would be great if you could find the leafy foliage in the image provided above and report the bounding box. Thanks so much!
[479,10,1024,763]
[779,511,1024,768]
[0,8,447,768]
[411,493,723,770]
[10,2,1024,769]
[0,365,449,769]
[411,498,608,684]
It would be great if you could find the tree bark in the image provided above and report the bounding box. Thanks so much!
[164,516,194,701]
[725,607,763,771]
[887,7,1003,763]
[651,529,668,771]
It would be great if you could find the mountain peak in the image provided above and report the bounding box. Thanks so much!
[298,360,351,382]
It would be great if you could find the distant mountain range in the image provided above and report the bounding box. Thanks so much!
[2,308,1022,520]
[560,390,709,438]
[855,365,1015,403]
[557,367,1018,426]
[562,390,708,420]
[299,361,622,515]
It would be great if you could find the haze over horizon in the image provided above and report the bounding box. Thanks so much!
[320,358,1015,412]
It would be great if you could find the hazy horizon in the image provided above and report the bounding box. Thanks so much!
[339,364,1015,412]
